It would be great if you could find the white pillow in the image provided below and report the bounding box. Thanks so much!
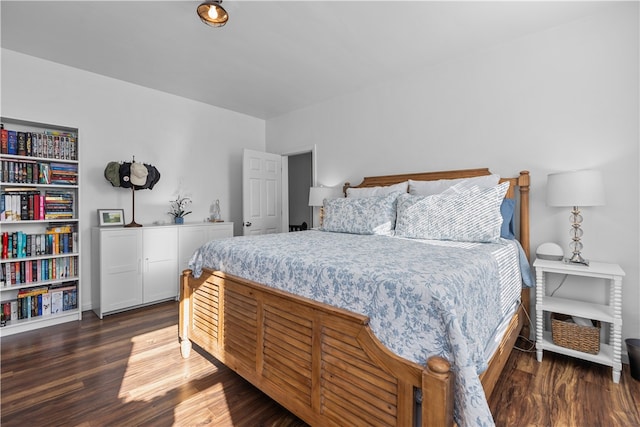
[408,174,500,196]
[346,181,408,198]
[395,181,510,243]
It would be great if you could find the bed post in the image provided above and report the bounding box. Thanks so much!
[422,356,454,427]
[179,269,193,358]
[518,170,531,337]
[518,170,530,259]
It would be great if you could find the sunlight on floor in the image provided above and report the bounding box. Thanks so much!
[117,324,223,407]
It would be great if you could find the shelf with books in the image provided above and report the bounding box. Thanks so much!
[0,117,81,336]
[1,156,78,186]
[1,255,79,287]
[1,187,77,221]
[1,275,80,292]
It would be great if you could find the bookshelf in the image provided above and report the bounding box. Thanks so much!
[0,117,81,336]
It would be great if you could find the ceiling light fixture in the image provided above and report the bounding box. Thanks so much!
[197,1,229,28]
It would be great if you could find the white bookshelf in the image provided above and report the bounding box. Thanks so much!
[1,117,81,336]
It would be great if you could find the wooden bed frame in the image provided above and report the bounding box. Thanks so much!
[179,168,530,426]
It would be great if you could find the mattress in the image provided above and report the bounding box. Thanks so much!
[188,230,529,426]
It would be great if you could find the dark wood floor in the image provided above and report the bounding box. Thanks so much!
[1,301,639,426]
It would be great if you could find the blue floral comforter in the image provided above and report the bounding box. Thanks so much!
[188,230,529,426]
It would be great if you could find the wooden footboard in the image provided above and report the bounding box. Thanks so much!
[180,268,454,427]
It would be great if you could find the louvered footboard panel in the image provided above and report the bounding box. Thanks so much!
[321,324,399,426]
[191,278,220,349]
[224,288,258,367]
[262,304,313,407]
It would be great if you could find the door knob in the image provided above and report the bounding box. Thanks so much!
[244,222,252,227]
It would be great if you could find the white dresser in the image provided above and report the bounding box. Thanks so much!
[92,222,233,318]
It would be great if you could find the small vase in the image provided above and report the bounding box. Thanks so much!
[174,217,184,224]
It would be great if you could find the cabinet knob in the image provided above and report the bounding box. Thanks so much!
[243,222,252,227]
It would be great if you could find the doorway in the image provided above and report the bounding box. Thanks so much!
[287,152,313,231]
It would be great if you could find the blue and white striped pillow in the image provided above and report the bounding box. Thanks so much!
[395,181,510,242]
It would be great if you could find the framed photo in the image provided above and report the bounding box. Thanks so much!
[98,209,125,226]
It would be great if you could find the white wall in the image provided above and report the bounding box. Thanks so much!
[267,5,640,347]
[1,49,265,310]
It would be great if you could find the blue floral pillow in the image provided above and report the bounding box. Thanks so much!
[395,181,510,243]
[321,192,400,235]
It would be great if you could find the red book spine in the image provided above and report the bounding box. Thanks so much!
[1,128,7,154]
[33,194,40,220]
[2,232,8,259]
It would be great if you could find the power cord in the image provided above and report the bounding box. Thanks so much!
[548,273,569,297]
[513,274,568,352]
[514,300,536,353]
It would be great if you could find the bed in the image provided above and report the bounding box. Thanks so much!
[179,168,531,427]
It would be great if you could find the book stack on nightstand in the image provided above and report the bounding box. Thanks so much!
[534,258,625,383]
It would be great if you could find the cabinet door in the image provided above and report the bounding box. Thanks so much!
[100,229,143,313]
[143,227,178,303]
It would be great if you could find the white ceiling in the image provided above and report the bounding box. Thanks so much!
[1,1,616,120]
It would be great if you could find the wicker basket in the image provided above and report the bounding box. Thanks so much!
[551,313,601,354]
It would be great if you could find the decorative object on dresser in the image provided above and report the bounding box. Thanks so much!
[546,169,605,266]
[97,209,125,227]
[103,157,161,228]
[0,117,81,336]
[168,195,192,224]
[534,258,625,383]
[180,168,531,426]
[209,199,222,222]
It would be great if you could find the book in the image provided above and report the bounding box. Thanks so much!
[17,132,26,156]
[25,132,32,156]
[3,301,11,321]
[42,292,51,316]
[7,131,17,155]
[0,125,7,154]
[11,300,18,320]
[50,289,63,314]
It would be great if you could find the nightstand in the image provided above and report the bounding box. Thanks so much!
[533,258,625,383]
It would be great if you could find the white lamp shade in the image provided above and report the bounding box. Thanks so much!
[547,170,605,207]
[308,186,334,207]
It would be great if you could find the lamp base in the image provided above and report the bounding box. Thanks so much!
[565,252,589,266]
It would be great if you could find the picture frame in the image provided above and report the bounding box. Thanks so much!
[98,209,125,226]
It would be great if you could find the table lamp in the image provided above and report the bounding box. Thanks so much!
[546,169,605,265]
[308,186,334,227]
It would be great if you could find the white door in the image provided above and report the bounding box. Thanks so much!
[242,149,282,235]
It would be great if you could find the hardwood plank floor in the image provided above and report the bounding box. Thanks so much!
[1,302,639,426]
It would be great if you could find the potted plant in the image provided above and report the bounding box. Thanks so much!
[169,195,192,224]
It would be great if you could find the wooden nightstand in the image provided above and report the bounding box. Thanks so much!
[533,258,625,383]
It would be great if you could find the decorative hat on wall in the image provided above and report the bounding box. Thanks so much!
[103,156,161,227]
